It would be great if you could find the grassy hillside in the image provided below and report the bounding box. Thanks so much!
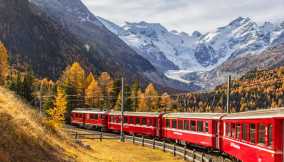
[0,87,183,162]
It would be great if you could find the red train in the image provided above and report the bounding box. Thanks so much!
[71,108,284,162]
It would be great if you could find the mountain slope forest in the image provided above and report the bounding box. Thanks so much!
[176,66,284,113]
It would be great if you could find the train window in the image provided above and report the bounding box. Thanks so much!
[190,120,196,131]
[205,122,209,132]
[142,118,147,125]
[129,117,133,124]
[117,116,121,123]
[236,124,241,140]
[172,120,177,128]
[90,114,98,120]
[178,120,184,129]
[226,123,231,137]
[250,124,256,144]
[184,120,189,130]
[231,123,236,138]
[166,119,170,128]
[136,118,140,125]
[197,121,203,132]
[124,117,128,123]
[242,124,248,141]
[268,125,272,146]
[258,124,266,145]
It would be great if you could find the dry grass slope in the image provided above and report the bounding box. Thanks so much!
[0,87,100,162]
[0,87,183,162]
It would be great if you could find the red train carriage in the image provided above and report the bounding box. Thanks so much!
[162,113,225,149]
[71,109,85,126]
[222,108,284,162]
[71,109,108,129]
[108,112,163,137]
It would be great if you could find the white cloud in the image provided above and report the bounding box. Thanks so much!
[82,0,284,33]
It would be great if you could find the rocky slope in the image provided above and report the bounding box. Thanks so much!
[0,0,193,91]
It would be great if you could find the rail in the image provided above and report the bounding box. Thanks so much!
[70,132,212,162]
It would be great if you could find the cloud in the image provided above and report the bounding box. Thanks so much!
[81,0,284,33]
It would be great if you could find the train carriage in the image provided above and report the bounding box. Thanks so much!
[71,109,108,129]
[108,112,163,137]
[162,113,225,149]
[222,108,284,162]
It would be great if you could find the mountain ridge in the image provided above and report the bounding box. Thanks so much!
[98,16,284,89]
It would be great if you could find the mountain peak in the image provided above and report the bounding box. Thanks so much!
[123,21,168,36]
[229,17,251,26]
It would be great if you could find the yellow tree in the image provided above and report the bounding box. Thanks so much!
[59,62,86,109]
[98,72,114,109]
[114,92,122,111]
[60,62,85,93]
[0,42,9,85]
[137,90,147,112]
[144,83,159,112]
[47,87,67,127]
[160,93,172,112]
[85,79,103,108]
[85,72,95,88]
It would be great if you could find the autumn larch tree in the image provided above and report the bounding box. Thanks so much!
[0,42,9,85]
[47,86,67,127]
[137,90,147,112]
[85,79,103,109]
[98,72,114,110]
[160,93,173,112]
[59,62,85,119]
[144,83,159,112]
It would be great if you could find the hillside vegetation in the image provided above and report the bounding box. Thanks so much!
[177,66,284,112]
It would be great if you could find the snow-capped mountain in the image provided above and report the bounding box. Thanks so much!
[98,17,284,85]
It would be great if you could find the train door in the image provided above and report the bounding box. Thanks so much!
[214,120,220,149]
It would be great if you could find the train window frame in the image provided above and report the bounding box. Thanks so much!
[129,117,134,124]
[166,119,170,128]
[205,121,209,133]
[197,121,203,132]
[242,124,248,142]
[190,120,196,131]
[136,117,140,125]
[226,123,231,137]
[249,124,256,144]
[172,119,177,129]
[236,124,241,140]
[184,120,189,130]
[178,120,184,129]
[258,124,266,145]
[142,118,147,125]
[124,116,128,123]
[268,124,272,147]
[90,114,98,120]
[231,123,236,139]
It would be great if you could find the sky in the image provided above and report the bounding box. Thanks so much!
[81,0,284,34]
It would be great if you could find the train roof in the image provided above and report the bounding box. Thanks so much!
[108,111,162,117]
[72,108,108,114]
[163,113,225,120]
[223,108,284,119]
